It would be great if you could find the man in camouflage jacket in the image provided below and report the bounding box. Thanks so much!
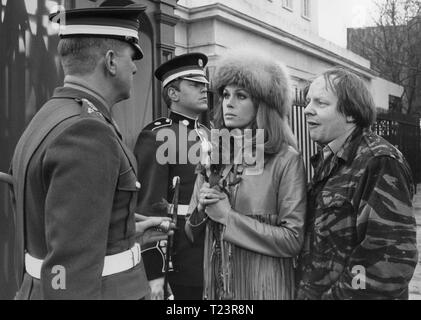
[297,67,418,300]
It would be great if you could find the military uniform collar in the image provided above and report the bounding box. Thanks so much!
[66,75,110,102]
[169,110,199,130]
[53,80,122,137]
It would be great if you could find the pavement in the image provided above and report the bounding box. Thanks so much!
[409,184,421,300]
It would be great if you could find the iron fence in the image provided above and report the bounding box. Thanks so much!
[372,112,421,184]
[289,89,317,182]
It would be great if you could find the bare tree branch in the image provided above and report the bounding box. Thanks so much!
[348,0,421,115]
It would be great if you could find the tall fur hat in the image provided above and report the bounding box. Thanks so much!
[212,49,291,118]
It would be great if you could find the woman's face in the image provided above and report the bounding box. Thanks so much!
[222,84,257,130]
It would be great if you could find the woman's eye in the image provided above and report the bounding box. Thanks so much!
[237,94,247,100]
[223,93,230,99]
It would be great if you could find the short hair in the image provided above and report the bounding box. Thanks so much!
[320,67,376,128]
[212,49,297,154]
[58,37,130,75]
[162,79,182,107]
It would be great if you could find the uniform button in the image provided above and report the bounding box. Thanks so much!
[154,121,161,126]
[135,181,141,189]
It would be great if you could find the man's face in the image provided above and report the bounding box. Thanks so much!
[176,79,208,115]
[114,45,137,102]
[304,76,352,145]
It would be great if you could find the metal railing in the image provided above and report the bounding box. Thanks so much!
[289,89,317,182]
[373,112,421,184]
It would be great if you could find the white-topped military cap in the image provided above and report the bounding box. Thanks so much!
[49,4,146,60]
[155,52,209,87]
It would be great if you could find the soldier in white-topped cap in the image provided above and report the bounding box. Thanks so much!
[134,52,211,300]
[10,4,175,300]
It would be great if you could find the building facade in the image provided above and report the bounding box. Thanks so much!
[175,0,402,112]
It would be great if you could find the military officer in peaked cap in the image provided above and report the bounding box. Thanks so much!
[10,5,174,300]
[134,53,211,300]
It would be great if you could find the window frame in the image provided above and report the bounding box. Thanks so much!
[301,0,311,20]
[282,0,294,12]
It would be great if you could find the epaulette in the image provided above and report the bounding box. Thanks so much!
[77,98,106,122]
[143,117,173,132]
[364,132,402,161]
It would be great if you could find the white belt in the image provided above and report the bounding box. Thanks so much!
[25,243,142,280]
[168,204,190,216]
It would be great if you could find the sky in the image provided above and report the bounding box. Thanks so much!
[318,0,381,47]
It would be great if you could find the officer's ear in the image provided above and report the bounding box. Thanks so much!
[167,86,180,102]
[104,50,118,76]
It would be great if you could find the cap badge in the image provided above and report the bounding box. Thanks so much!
[198,59,203,67]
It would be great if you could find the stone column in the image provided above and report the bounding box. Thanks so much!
[152,0,179,118]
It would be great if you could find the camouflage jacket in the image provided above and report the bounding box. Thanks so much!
[297,128,418,300]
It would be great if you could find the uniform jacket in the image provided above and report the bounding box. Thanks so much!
[13,84,149,300]
[134,111,207,287]
[187,146,307,299]
[297,128,418,300]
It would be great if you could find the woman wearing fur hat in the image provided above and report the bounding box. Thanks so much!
[185,50,307,300]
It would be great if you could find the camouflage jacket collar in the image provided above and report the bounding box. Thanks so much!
[310,127,366,183]
[335,127,366,164]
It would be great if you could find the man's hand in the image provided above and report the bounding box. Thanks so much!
[148,277,173,300]
[135,214,175,245]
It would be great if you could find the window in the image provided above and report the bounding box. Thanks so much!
[302,0,311,19]
[282,0,293,11]
[389,95,403,113]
